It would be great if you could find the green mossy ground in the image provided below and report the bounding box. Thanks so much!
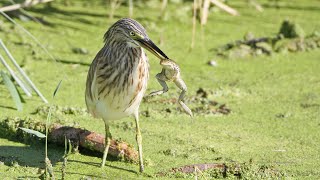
[0,0,319,179]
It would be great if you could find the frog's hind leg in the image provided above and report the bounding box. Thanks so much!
[175,79,193,117]
[147,73,168,97]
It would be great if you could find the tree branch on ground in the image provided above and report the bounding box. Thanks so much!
[0,118,139,162]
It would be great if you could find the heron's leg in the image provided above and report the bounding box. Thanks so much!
[174,79,193,117]
[147,73,168,97]
[101,122,112,168]
[133,110,144,172]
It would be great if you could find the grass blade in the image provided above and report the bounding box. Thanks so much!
[53,80,62,98]
[19,127,46,138]
[0,40,48,103]
[1,70,23,111]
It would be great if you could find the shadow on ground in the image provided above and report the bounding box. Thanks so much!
[0,144,63,167]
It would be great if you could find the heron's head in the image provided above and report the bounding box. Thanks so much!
[104,18,169,60]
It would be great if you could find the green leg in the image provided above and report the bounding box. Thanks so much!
[101,122,112,168]
[178,90,193,117]
[147,74,168,97]
[134,111,144,172]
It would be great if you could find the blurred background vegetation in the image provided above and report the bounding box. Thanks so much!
[0,0,319,179]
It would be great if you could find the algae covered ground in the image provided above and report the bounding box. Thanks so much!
[0,0,320,179]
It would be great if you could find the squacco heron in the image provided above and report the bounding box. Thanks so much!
[85,18,168,172]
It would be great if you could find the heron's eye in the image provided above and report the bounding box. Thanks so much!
[130,31,135,36]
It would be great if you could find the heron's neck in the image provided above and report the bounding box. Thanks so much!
[103,41,142,61]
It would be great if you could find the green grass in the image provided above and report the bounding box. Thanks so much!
[0,0,320,179]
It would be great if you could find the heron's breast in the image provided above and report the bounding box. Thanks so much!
[124,52,149,111]
[97,51,148,110]
[86,46,149,120]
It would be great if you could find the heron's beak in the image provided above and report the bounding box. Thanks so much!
[138,38,169,60]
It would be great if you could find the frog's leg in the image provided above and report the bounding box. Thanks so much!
[174,78,193,117]
[147,73,169,97]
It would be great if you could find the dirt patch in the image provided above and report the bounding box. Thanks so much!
[158,160,286,179]
[144,88,231,116]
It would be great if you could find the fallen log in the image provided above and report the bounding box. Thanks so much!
[49,124,138,162]
[0,117,138,162]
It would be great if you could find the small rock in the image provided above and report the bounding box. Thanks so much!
[255,48,263,56]
[305,39,317,50]
[275,113,291,118]
[244,32,255,41]
[256,42,273,54]
[207,60,218,67]
[72,47,89,55]
[228,45,252,58]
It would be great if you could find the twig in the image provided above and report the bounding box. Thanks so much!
[159,0,168,19]
[0,0,54,12]
[194,166,208,180]
[128,0,133,18]
[201,0,210,25]
[197,0,203,20]
[191,0,197,48]
[248,0,263,12]
[7,0,43,24]
[109,0,122,20]
[210,0,239,16]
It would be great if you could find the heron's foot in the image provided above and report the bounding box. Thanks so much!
[139,164,144,173]
[179,101,193,117]
[101,142,110,168]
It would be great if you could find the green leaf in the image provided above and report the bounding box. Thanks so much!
[1,71,23,111]
[53,80,62,98]
[19,127,46,138]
